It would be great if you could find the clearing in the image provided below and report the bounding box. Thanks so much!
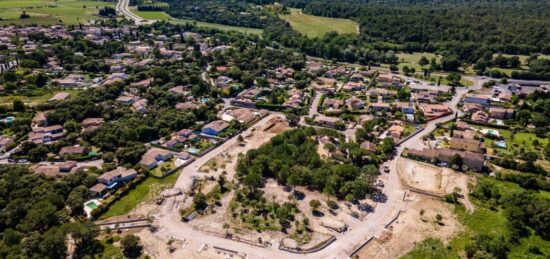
[100,172,181,219]
[0,0,114,25]
[132,9,171,20]
[355,197,462,259]
[396,157,470,197]
[281,8,358,38]
[170,19,263,36]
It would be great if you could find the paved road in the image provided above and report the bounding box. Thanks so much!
[116,0,147,25]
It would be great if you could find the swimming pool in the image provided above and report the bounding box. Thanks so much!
[86,201,99,210]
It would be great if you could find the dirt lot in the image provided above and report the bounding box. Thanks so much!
[354,197,463,259]
[396,157,470,196]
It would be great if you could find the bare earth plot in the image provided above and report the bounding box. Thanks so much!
[355,197,462,259]
[281,8,359,38]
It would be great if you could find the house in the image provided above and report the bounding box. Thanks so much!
[32,112,47,127]
[456,120,472,131]
[323,98,344,110]
[0,136,14,151]
[54,74,85,87]
[130,78,152,89]
[438,148,484,172]
[215,76,234,88]
[463,103,484,113]
[59,146,88,156]
[169,85,189,96]
[98,167,138,187]
[31,164,62,177]
[59,161,77,173]
[48,92,70,102]
[132,98,148,113]
[139,148,174,169]
[498,92,512,103]
[420,104,452,120]
[175,102,197,111]
[489,107,514,119]
[464,94,491,107]
[350,73,365,82]
[471,110,489,123]
[116,95,140,105]
[406,148,484,172]
[397,102,415,114]
[360,141,377,152]
[450,137,483,153]
[387,124,404,138]
[311,78,336,93]
[201,120,230,136]
[346,96,365,110]
[81,118,104,128]
[89,183,108,198]
[221,108,264,125]
[369,102,391,112]
[306,62,324,73]
[314,116,342,127]
[343,81,364,92]
[28,125,64,144]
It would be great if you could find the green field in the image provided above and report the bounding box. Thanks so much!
[281,8,358,38]
[170,19,263,36]
[478,127,548,158]
[100,172,180,219]
[396,52,441,71]
[404,176,550,259]
[0,0,114,25]
[0,89,82,107]
[132,9,171,20]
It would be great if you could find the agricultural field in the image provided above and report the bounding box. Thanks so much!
[170,19,263,36]
[0,0,114,25]
[280,8,358,38]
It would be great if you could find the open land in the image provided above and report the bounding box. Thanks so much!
[281,8,358,38]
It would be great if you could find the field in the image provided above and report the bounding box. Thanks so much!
[170,19,263,36]
[0,89,82,107]
[478,127,548,158]
[100,172,180,219]
[280,8,358,38]
[396,52,441,72]
[403,176,550,258]
[0,0,114,25]
[132,9,171,20]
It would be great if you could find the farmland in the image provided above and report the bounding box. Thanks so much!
[0,0,114,25]
[132,9,171,20]
[280,8,358,38]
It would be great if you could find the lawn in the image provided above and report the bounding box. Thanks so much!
[0,0,113,25]
[150,158,176,177]
[0,89,82,107]
[280,8,358,38]
[409,73,474,87]
[479,127,548,158]
[170,19,263,36]
[100,172,181,219]
[395,52,441,72]
[132,9,171,20]
[404,176,550,259]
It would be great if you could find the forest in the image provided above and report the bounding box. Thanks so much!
[162,0,550,79]
[0,166,104,258]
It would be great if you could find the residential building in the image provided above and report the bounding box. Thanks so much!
[139,148,175,169]
[201,120,230,136]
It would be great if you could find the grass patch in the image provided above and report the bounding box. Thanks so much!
[395,52,441,72]
[280,8,358,38]
[478,127,548,158]
[132,9,171,20]
[0,0,114,25]
[0,89,82,107]
[150,158,176,177]
[100,172,180,219]
[170,19,263,36]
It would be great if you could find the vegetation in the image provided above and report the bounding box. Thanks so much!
[0,166,108,258]
[236,127,378,201]
[280,8,358,38]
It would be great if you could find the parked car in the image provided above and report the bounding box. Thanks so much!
[383,165,390,173]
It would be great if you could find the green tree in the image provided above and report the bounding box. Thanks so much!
[121,234,143,258]
[193,193,208,211]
